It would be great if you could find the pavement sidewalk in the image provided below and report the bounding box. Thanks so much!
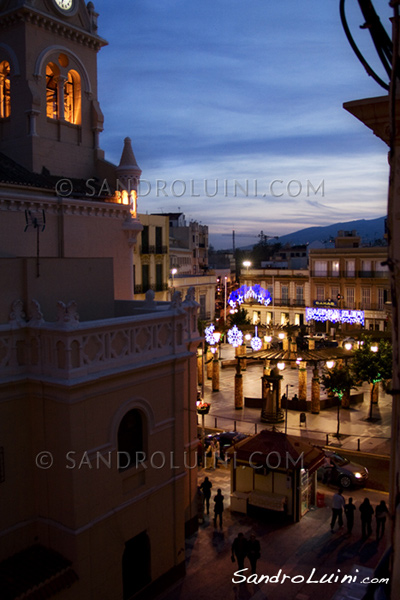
[158,466,390,600]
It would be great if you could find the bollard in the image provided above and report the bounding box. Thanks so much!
[357,438,360,451]
[234,420,237,432]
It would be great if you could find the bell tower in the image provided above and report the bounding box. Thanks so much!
[0,0,108,179]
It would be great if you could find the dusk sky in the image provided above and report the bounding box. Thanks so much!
[95,0,392,248]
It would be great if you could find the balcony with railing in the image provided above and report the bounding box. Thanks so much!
[0,297,200,384]
[134,283,169,294]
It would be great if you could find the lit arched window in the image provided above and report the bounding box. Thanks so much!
[46,62,60,119]
[117,409,144,471]
[0,60,11,119]
[64,69,81,125]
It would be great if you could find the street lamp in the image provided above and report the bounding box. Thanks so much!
[171,268,177,290]
[224,276,227,326]
[326,360,335,370]
[277,362,285,371]
[371,344,378,353]
[344,342,352,351]
[243,260,251,273]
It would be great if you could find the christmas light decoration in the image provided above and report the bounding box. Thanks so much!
[305,307,364,326]
[228,285,271,309]
[227,325,243,348]
[204,323,216,345]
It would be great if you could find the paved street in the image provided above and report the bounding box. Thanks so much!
[200,343,392,457]
[158,465,390,600]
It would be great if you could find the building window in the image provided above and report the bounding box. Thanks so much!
[346,260,355,277]
[64,69,81,124]
[155,263,163,291]
[141,226,149,254]
[361,287,371,309]
[155,226,163,254]
[331,261,340,277]
[122,532,151,599]
[346,287,355,308]
[316,286,325,301]
[331,286,339,300]
[199,294,206,319]
[378,288,385,310]
[118,410,144,471]
[281,285,289,305]
[314,260,327,276]
[142,264,149,293]
[0,61,10,119]
[46,62,60,119]
[296,286,304,305]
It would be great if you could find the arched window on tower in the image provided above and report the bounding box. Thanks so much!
[0,61,11,119]
[46,62,60,119]
[64,69,81,125]
[117,409,145,471]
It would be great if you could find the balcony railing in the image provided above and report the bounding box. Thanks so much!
[311,270,388,279]
[134,283,169,294]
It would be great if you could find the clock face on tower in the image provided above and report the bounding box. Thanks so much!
[55,0,73,10]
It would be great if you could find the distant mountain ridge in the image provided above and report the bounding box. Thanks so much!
[236,217,386,249]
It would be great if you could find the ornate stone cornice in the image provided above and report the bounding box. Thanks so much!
[0,6,108,51]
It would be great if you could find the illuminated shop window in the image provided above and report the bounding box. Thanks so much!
[0,61,10,118]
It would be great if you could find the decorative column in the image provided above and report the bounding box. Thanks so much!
[197,349,203,386]
[206,348,213,379]
[311,364,320,414]
[212,349,219,392]
[234,358,244,409]
[298,362,307,402]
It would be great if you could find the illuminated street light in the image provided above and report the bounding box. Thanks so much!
[243,260,251,273]
[264,335,272,343]
[277,362,285,371]
[278,332,285,340]
[171,268,177,289]
[344,342,352,351]
[371,344,378,353]
[326,360,335,369]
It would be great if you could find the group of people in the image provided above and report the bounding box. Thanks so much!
[197,477,225,527]
[331,488,389,540]
[197,437,221,469]
[231,532,261,575]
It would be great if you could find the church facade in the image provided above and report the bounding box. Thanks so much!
[0,2,199,598]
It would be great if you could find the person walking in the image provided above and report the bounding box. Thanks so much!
[331,488,345,532]
[213,488,224,528]
[200,476,212,515]
[247,533,261,575]
[375,500,390,540]
[359,497,374,539]
[344,497,356,534]
[231,533,248,571]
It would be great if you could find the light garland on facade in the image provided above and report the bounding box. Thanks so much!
[305,307,365,326]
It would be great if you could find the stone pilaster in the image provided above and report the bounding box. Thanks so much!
[311,365,320,414]
[212,354,219,392]
[206,348,213,379]
[298,362,307,402]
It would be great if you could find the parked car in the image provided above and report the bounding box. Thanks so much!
[204,431,248,461]
[317,449,369,488]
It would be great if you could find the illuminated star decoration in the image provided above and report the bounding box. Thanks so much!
[228,285,271,310]
[250,335,263,351]
[227,325,243,348]
[204,323,216,345]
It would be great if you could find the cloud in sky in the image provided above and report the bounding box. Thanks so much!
[95,0,391,247]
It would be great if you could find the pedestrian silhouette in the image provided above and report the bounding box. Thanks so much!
[213,488,224,528]
[375,500,389,541]
[359,498,374,539]
[331,488,345,532]
[200,476,212,515]
[247,533,261,574]
[231,532,248,570]
[344,497,356,534]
